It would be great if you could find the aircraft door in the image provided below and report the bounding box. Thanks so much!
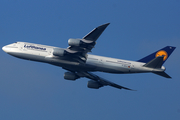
[19,42,24,51]
[48,48,52,55]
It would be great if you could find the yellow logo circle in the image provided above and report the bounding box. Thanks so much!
[155,50,168,61]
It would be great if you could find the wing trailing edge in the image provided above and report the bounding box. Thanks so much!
[77,71,135,90]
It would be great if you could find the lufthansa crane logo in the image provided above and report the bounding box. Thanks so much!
[155,50,168,61]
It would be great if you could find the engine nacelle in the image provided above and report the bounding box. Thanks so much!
[53,48,66,57]
[68,38,95,48]
[87,80,103,89]
[64,72,79,81]
[68,38,83,47]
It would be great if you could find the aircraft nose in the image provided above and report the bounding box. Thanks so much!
[2,45,10,53]
[2,46,6,52]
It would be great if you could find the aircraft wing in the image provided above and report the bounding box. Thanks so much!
[65,23,110,63]
[82,23,110,41]
[77,72,134,90]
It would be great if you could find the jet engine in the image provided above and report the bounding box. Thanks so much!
[68,38,83,47]
[87,80,103,89]
[64,72,79,81]
[68,38,95,47]
[53,48,66,57]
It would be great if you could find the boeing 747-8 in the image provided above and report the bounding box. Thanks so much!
[2,23,176,90]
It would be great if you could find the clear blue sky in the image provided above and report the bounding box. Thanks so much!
[0,0,180,120]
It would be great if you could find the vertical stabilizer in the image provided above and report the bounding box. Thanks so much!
[138,46,176,65]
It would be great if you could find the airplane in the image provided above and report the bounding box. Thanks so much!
[2,23,176,90]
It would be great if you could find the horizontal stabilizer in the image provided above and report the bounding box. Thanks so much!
[153,72,171,78]
[143,56,164,68]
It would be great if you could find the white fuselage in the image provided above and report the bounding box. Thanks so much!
[2,42,165,74]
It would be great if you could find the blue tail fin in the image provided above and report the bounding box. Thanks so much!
[138,46,176,64]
